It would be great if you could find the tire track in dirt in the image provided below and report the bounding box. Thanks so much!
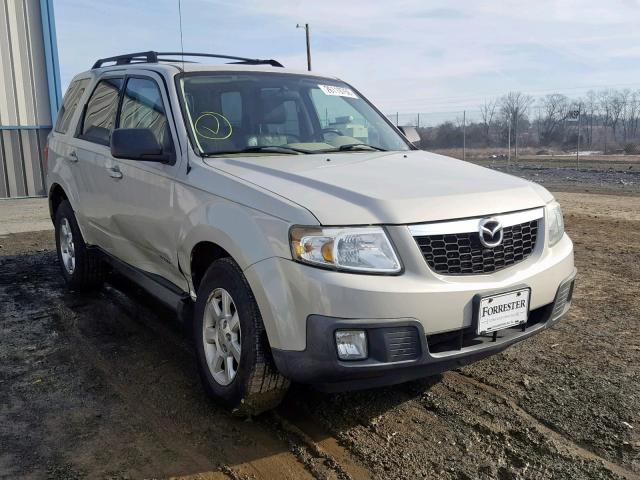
[447,371,640,480]
[100,279,372,480]
[52,305,228,478]
[56,274,374,480]
[51,294,316,480]
[103,280,368,479]
[267,411,372,480]
[1,253,316,479]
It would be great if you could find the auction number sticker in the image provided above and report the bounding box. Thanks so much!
[318,84,358,98]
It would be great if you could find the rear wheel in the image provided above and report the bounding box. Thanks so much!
[194,258,289,415]
[54,200,104,291]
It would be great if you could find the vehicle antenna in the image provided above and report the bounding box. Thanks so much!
[178,0,185,69]
[178,0,191,174]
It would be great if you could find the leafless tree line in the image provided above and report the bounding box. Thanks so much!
[417,88,640,153]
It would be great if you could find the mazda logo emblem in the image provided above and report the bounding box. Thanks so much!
[478,217,503,248]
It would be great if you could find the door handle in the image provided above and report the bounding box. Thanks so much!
[68,151,78,163]
[108,166,123,179]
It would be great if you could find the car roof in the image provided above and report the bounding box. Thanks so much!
[80,62,340,81]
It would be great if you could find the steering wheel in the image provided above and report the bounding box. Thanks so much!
[321,128,344,136]
[284,133,301,143]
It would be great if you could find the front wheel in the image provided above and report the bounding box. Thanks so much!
[193,258,289,415]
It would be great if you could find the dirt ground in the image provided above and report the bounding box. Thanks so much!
[434,148,640,172]
[1,173,639,479]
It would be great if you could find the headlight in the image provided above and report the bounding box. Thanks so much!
[546,201,565,247]
[290,226,401,273]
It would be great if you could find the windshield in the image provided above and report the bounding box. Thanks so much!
[177,72,410,156]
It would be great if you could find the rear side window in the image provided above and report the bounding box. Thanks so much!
[119,77,173,153]
[80,78,123,145]
[55,79,89,134]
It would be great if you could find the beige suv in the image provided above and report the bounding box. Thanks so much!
[46,51,576,414]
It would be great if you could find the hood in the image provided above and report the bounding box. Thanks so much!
[204,150,553,225]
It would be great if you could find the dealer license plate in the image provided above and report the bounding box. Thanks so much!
[477,288,530,335]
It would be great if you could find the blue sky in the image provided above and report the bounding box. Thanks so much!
[54,0,640,120]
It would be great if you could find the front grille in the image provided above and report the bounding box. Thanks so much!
[414,220,539,275]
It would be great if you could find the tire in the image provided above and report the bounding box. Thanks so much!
[194,257,289,415]
[54,200,105,291]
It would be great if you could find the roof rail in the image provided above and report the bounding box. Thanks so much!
[92,51,158,69]
[92,51,284,69]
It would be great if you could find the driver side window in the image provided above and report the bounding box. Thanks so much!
[119,77,173,154]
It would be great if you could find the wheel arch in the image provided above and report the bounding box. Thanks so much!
[48,183,69,220]
[177,200,294,295]
[190,241,232,293]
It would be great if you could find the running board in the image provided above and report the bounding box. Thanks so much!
[91,247,193,323]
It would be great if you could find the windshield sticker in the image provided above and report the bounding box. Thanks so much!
[318,84,358,99]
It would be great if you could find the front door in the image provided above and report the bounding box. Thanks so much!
[103,72,187,290]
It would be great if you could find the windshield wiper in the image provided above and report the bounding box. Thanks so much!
[332,143,387,152]
[203,145,312,157]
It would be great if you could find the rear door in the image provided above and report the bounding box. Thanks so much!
[71,76,124,248]
[103,72,186,289]
[47,77,91,223]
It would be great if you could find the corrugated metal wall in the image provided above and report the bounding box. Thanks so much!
[0,0,59,198]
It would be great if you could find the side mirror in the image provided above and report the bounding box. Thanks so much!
[398,126,421,147]
[111,128,168,162]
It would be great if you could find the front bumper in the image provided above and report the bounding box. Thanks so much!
[272,268,576,391]
[245,232,575,351]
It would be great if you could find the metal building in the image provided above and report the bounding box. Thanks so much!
[0,0,61,198]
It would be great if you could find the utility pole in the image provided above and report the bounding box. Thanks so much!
[296,23,311,71]
[507,118,511,167]
[514,107,519,162]
[463,110,466,162]
[576,104,581,171]
[417,113,420,129]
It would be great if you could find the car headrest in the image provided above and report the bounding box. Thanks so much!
[260,97,287,124]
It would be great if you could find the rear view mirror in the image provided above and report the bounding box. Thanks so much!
[398,126,421,147]
[111,128,169,162]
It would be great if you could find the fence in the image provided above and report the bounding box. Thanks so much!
[386,107,640,167]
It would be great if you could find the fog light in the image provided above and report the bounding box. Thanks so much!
[335,330,368,360]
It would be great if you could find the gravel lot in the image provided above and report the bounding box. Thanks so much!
[492,165,640,196]
[1,167,638,479]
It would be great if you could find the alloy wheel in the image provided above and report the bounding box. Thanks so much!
[202,288,241,386]
[59,218,76,274]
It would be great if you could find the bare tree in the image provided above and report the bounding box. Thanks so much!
[621,89,640,142]
[499,92,534,159]
[479,99,497,146]
[598,89,626,151]
[537,94,569,146]
[610,91,626,142]
[598,90,614,152]
[583,90,598,148]
[392,87,640,153]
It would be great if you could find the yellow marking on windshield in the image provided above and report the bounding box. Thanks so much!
[194,112,233,140]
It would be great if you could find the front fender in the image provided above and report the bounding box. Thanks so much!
[177,195,296,294]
